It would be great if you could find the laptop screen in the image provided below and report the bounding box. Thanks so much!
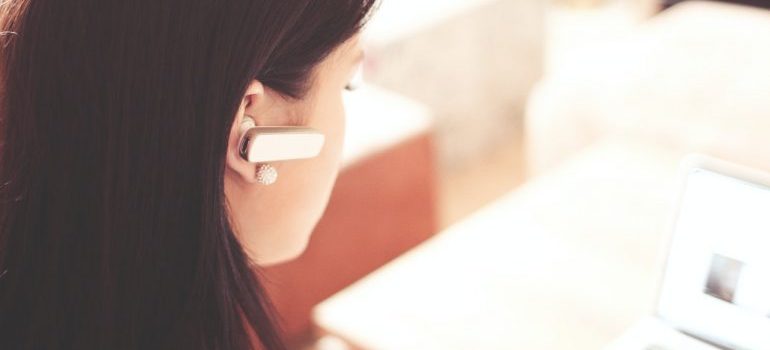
[657,165,770,350]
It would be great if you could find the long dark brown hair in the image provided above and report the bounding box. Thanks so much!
[0,0,375,349]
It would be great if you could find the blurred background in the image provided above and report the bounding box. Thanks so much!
[262,0,770,348]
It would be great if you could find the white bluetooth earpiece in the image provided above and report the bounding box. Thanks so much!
[238,115,325,185]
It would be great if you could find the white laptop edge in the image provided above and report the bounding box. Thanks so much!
[654,154,770,350]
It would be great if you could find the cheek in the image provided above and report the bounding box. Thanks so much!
[290,92,347,224]
[303,91,346,201]
[309,86,346,171]
[245,93,346,265]
[323,96,346,166]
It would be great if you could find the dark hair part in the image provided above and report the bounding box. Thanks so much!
[0,0,375,349]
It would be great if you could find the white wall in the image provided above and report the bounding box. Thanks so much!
[361,0,546,170]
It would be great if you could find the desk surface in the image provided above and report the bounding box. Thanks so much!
[314,139,685,349]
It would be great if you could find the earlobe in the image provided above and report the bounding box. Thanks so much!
[255,164,279,185]
[236,115,280,186]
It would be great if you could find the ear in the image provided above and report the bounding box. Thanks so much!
[226,79,266,184]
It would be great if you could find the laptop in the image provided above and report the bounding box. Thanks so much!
[606,155,770,350]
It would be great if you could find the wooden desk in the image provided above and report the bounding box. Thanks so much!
[313,139,685,349]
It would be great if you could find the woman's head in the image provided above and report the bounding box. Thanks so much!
[0,0,375,349]
[225,33,364,266]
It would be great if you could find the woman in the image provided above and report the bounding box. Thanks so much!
[0,0,376,349]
